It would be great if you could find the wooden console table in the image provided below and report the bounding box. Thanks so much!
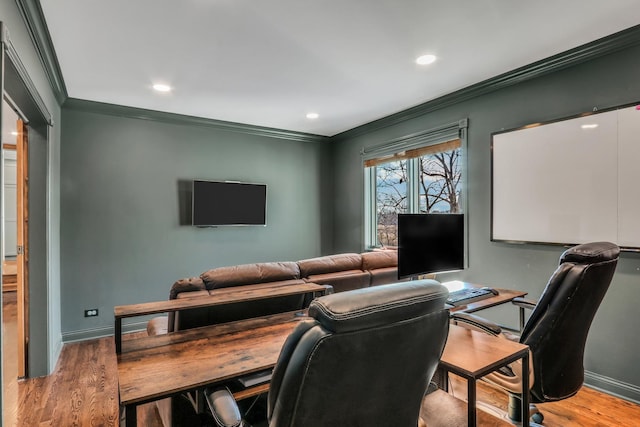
[113,281,331,353]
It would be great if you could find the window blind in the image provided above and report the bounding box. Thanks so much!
[361,119,467,166]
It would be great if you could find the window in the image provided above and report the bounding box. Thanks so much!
[363,121,467,249]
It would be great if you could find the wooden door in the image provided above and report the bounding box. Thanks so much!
[16,118,28,378]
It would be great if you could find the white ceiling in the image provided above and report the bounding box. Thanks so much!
[39,1,639,137]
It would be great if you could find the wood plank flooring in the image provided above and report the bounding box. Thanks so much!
[3,293,640,426]
[3,291,18,425]
[2,259,17,292]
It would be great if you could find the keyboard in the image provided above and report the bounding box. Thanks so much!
[446,287,496,306]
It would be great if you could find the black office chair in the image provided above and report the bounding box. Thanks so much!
[453,241,619,423]
[205,279,450,427]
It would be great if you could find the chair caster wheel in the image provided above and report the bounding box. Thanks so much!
[531,412,544,423]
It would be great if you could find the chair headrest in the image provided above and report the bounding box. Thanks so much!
[560,241,620,265]
[308,279,448,333]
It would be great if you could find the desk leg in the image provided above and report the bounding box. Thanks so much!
[115,318,122,354]
[522,352,530,427]
[125,404,137,427]
[467,379,477,426]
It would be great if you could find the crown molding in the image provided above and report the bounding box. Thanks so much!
[2,21,53,125]
[14,0,67,104]
[63,98,329,143]
[331,24,640,142]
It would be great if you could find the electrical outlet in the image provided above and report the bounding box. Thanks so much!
[84,308,99,317]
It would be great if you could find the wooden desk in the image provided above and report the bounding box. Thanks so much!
[113,281,331,353]
[118,311,306,427]
[438,324,530,427]
[116,283,526,426]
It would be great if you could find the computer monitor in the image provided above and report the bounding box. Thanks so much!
[397,213,465,279]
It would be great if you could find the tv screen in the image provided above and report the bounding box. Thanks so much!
[397,213,464,279]
[192,180,267,226]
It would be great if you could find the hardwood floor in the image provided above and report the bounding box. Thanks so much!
[2,294,640,426]
[3,291,18,426]
[2,259,17,292]
[447,374,640,426]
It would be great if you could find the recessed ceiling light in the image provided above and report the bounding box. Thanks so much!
[581,124,599,129]
[10,131,18,136]
[153,83,172,93]
[306,112,319,119]
[416,54,437,65]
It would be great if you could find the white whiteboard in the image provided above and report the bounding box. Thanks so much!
[492,105,640,249]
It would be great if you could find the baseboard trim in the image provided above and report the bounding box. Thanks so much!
[584,370,640,404]
[50,336,63,373]
[61,320,150,343]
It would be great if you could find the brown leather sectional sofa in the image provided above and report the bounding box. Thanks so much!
[147,250,401,336]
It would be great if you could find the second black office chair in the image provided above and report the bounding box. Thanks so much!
[205,279,450,427]
[453,241,620,423]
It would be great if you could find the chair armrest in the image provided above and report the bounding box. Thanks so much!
[450,312,502,336]
[511,297,537,310]
[205,387,243,427]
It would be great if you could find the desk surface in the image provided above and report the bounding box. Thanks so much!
[117,311,305,406]
[441,324,528,378]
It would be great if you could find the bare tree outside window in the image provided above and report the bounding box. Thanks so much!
[375,160,407,247]
[373,148,461,247]
[418,149,461,213]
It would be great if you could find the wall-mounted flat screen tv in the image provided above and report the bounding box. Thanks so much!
[398,213,464,279]
[192,180,267,226]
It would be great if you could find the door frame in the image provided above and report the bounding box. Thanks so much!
[15,118,28,378]
[1,21,54,382]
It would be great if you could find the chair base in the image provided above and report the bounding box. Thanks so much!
[508,393,544,424]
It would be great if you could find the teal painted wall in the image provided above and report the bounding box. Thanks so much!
[332,44,640,400]
[0,4,63,379]
[60,104,333,339]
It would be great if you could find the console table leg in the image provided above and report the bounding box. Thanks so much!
[522,352,530,427]
[125,404,137,427]
[468,379,477,426]
[115,318,122,354]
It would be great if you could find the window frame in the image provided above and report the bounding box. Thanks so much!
[362,120,469,265]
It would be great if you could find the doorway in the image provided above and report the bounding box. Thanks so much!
[1,97,29,425]
[1,28,54,426]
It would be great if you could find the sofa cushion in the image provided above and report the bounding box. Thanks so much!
[305,270,371,293]
[169,276,207,299]
[298,253,363,277]
[361,250,397,270]
[200,262,301,290]
[369,267,401,286]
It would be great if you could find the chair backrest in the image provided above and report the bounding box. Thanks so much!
[266,279,449,427]
[520,241,619,403]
